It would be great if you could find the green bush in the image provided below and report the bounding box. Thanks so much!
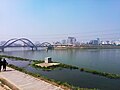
[80,68,84,71]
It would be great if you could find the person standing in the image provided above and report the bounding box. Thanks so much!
[0,58,2,72]
[2,58,8,71]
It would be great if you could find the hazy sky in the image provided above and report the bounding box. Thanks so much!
[0,0,120,43]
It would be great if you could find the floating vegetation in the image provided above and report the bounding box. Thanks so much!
[82,68,120,79]
[59,63,79,69]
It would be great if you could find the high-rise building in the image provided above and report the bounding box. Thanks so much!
[106,41,110,44]
[89,40,98,45]
[89,38,100,45]
[61,40,66,45]
[97,38,100,45]
[67,37,76,45]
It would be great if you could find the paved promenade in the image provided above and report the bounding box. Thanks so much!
[0,67,63,90]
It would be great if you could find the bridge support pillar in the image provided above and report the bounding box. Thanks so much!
[31,47,38,51]
[32,47,34,51]
[35,47,37,50]
[1,48,4,52]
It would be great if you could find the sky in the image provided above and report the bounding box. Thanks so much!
[0,0,120,43]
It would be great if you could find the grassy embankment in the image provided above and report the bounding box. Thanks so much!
[0,54,40,62]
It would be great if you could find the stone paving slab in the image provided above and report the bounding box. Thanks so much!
[0,67,64,90]
[36,63,60,67]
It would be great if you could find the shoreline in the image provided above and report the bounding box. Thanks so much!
[54,45,120,49]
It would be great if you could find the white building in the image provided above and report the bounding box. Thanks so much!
[45,57,52,63]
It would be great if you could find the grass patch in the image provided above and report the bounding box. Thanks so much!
[0,55,30,61]
[81,68,120,79]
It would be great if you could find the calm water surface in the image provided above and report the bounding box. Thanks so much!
[1,48,120,90]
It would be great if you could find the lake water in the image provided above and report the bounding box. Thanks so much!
[0,48,120,90]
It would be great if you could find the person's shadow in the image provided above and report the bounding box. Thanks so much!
[3,69,15,72]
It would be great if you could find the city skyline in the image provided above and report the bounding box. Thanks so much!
[0,37,120,46]
[0,0,120,42]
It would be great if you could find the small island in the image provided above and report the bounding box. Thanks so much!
[35,57,60,67]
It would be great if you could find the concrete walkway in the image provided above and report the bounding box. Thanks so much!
[0,67,63,90]
[0,86,6,90]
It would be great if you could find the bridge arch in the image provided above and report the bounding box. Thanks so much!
[54,42,62,45]
[40,42,52,47]
[2,38,17,46]
[2,38,37,50]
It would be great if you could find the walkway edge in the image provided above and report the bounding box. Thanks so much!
[0,67,64,90]
[0,77,20,90]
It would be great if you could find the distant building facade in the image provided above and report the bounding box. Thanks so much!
[67,37,76,45]
[89,38,100,45]
[61,40,67,45]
